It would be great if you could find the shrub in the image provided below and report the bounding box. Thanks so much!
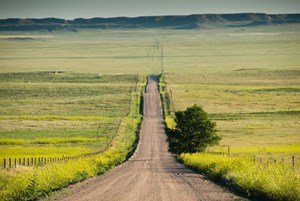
[167,104,221,154]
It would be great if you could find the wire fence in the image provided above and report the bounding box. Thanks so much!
[208,146,300,173]
[1,117,124,170]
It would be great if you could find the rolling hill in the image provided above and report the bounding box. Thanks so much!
[0,13,299,31]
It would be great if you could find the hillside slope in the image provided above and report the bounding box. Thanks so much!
[0,13,300,31]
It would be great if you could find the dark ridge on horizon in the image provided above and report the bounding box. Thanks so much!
[0,13,299,31]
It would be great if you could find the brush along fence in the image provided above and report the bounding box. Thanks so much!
[208,146,299,173]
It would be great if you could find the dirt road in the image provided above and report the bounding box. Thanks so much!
[56,76,235,201]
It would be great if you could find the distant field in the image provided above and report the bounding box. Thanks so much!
[0,25,300,74]
[0,30,161,74]
[0,72,138,162]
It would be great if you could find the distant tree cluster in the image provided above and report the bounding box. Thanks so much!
[167,104,221,154]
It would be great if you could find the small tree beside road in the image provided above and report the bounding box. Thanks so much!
[167,104,221,154]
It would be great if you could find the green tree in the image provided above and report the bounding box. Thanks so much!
[167,104,221,154]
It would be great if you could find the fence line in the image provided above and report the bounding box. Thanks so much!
[208,146,298,172]
[2,104,130,170]
[2,117,126,170]
[2,156,72,169]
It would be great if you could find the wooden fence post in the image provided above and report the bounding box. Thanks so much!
[228,146,231,157]
[292,156,295,171]
[14,158,17,168]
[3,158,6,169]
[9,158,12,168]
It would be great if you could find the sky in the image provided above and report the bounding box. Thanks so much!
[0,0,300,19]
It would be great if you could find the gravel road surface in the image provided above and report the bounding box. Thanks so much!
[50,75,236,201]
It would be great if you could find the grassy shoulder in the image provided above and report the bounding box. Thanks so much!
[179,153,300,201]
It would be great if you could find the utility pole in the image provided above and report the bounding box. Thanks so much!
[161,44,164,74]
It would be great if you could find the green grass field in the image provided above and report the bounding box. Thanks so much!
[0,71,145,200]
[0,24,300,200]
[0,72,139,163]
[1,25,299,74]
[154,25,299,163]
[1,25,299,163]
[164,70,300,164]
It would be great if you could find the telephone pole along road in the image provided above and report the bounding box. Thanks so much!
[58,75,235,201]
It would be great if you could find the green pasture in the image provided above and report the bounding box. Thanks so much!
[0,69,145,200]
[0,24,299,174]
[164,69,300,159]
[0,72,138,162]
[0,24,300,200]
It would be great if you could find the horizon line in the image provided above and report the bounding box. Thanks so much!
[1,12,300,20]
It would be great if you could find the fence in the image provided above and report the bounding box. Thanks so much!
[208,146,299,173]
[2,156,71,169]
[1,117,126,170]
